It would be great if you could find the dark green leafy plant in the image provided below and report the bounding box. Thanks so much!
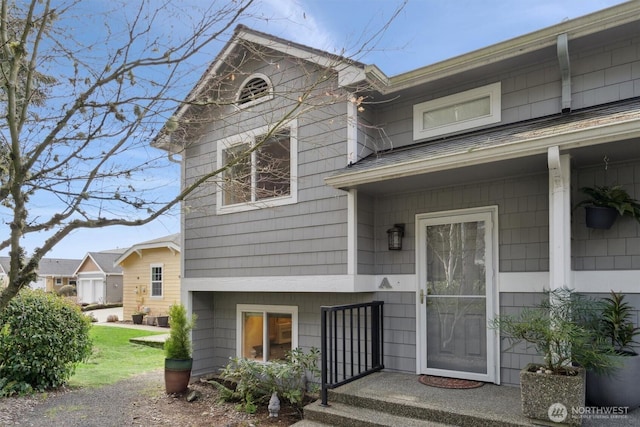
[598,291,640,355]
[164,304,196,360]
[490,288,617,374]
[576,185,640,222]
[211,347,320,414]
[0,289,92,396]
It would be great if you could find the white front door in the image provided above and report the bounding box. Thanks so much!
[417,207,499,383]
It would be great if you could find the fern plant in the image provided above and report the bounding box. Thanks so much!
[576,185,640,222]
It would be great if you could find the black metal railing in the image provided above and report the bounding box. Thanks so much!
[320,300,384,406]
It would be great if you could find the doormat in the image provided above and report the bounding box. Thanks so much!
[418,375,484,389]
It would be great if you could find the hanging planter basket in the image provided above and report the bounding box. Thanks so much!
[585,206,618,229]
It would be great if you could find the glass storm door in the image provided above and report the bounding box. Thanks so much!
[417,208,498,383]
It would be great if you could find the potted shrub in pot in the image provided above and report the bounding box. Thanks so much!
[490,288,616,426]
[164,303,197,394]
[575,185,640,229]
[585,291,640,409]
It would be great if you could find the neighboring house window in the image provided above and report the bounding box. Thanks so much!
[150,264,163,297]
[236,74,273,107]
[237,304,297,362]
[217,121,298,214]
[413,82,501,141]
[55,278,62,285]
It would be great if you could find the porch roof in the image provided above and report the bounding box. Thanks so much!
[325,97,640,190]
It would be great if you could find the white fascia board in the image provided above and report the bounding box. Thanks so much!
[325,118,640,189]
[182,274,417,293]
[175,39,240,119]
[114,242,181,266]
[226,32,365,88]
[183,275,358,293]
[499,271,640,294]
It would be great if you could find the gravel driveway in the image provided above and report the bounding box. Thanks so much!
[6,370,164,427]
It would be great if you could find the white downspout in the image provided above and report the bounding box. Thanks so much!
[347,95,358,166]
[557,34,571,113]
[547,146,571,292]
[346,96,359,276]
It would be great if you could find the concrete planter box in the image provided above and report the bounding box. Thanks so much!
[520,363,585,426]
[587,353,640,410]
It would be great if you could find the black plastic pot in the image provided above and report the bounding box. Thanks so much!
[132,313,144,324]
[157,315,169,328]
[585,206,618,229]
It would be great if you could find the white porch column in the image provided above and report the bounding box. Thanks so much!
[547,147,571,291]
[347,189,357,275]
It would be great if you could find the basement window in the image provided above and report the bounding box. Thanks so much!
[237,304,298,362]
[236,74,273,107]
[413,82,501,141]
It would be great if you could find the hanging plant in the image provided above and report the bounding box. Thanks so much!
[575,185,640,229]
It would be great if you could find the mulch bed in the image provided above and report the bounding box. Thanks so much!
[418,375,484,389]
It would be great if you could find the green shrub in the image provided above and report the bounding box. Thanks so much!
[212,347,320,414]
[164,303,196,360]
[0,289,93,396]
[56,284,76,296]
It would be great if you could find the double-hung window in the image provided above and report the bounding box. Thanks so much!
[236,304,298,362]
[150,264,163,297]
[217,121,297,214]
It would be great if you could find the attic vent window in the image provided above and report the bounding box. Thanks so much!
[413,82,501,141]
[237,74,272,107]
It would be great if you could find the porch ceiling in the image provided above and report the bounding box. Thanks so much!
[326,98,640,195]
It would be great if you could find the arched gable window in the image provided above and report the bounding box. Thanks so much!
[236,74,272,107]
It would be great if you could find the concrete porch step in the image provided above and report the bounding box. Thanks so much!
[299,372,533,427]
[301,400,451,427]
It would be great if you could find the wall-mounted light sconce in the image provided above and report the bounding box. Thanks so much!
[387,224,405,250]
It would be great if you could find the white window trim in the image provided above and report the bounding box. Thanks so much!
[150,263,163,298]
[236,304,298,362]
[413,82,501,141]
[235,73,274,109]
[216,120,298,214]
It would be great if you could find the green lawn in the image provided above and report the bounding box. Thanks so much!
[68,325,166,388]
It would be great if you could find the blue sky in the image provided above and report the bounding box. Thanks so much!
[13,0,628,260]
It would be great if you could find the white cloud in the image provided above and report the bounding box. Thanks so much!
[254,0,338,52]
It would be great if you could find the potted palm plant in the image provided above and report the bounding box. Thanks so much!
[164,303,197,394]
[491,288,616,426]
[575,185,640,229]
[585,291,640,409]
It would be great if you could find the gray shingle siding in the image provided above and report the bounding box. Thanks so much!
[369,172,550,276]
[191,290,418,378]
[573,159,640,270]
[183,66,351,278]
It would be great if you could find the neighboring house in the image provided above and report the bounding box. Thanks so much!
[73,250,124,304]
[31,258,80,293]
[115,234,181,321]
[0,256,79,292]
[0,257,9,289]
[156,3,640,387]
